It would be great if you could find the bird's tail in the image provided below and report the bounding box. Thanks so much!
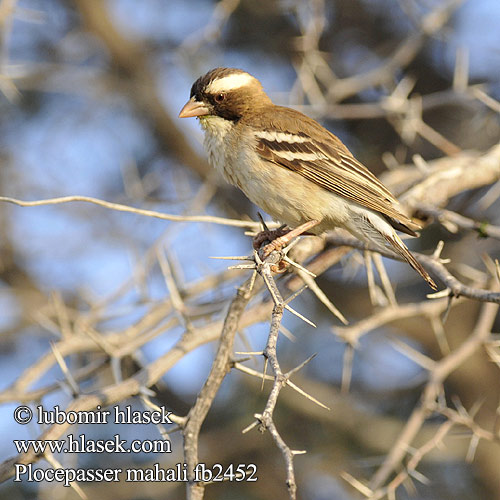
[382,232,437,290]
[346,212,437,290]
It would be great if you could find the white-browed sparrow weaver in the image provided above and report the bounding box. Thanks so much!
[179,67,437,290]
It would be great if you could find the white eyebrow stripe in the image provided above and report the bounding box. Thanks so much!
[255,131,309,143]
[206,73,255,93]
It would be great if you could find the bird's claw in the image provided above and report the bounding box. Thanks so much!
[254,220,320,273]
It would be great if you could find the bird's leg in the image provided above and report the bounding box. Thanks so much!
[258,219,320,261]
[253,224,290,250]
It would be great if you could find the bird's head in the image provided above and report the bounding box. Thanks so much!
[179,67,271,122]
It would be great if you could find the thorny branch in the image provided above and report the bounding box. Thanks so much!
[235,247,327,500]
[325,233,500,305]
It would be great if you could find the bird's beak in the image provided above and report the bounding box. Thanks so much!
[178,97,210,118]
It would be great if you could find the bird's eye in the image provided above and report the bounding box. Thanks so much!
[214,92,226,103]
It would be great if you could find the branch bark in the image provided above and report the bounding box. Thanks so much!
[183,275,254,499]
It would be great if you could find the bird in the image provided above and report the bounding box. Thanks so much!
[179,67,437,290]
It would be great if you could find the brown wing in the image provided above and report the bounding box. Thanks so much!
[246,106,419,235]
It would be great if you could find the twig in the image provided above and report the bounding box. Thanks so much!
[326,234,500,304]
[369,289,498,494]
[183,274,254,498]
[0,195,261,229]
[417,206,500,240]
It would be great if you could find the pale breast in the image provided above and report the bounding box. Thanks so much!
[199,116,352,233]
[237,152,352,233]
[199,116,239,185]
